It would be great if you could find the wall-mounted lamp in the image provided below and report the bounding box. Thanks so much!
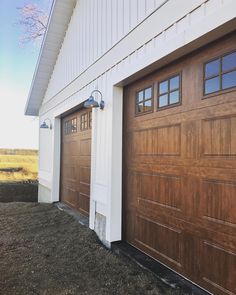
[40,118,52,130]
[84,90,105,110]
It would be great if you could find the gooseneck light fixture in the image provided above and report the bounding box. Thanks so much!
[40,118,52,130]
[84,90,105,110]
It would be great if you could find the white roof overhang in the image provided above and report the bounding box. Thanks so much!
[25,0,77,116]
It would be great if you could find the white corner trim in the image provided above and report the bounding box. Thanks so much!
[51,117,61,202]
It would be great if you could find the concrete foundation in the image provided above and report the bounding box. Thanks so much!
[94,212,110,248]
[38,184,51,203]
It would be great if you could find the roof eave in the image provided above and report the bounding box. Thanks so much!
[25,0,77,116]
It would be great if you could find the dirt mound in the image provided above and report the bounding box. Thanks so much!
[0,182,38,202]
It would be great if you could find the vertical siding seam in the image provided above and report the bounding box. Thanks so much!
[44,0,220,106]
[44,0,170,101]
[116,0,119,42]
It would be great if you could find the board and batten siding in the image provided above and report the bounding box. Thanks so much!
[38,0,236,241]
[43,0,167,103]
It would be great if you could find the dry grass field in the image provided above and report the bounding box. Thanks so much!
[0,149,38,182]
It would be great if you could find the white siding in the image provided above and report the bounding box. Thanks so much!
[43,0,167,102]
[39,129,52,173]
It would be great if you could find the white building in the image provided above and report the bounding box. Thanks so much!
[25,1,236,294]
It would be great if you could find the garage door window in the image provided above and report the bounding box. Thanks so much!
[81,112,92,131]
[89,111,92,128]
[158,74,181,109]
[204,51,236,95]
[65,118,77,135]
[135,86,153,115]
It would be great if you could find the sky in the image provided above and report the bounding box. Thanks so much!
[0,0,52,149]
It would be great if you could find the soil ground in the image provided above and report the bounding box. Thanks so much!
[0,182,38,202]
[0,203,193,295]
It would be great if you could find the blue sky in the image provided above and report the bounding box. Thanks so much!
[0,0,52,149]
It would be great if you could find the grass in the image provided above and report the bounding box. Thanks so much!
[0,150,38,182]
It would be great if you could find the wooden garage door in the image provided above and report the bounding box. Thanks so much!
[61,109,92,216]
[123,33,236,295]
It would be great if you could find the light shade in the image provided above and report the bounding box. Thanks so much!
[40,122,49,129]
[40,119,52,130]
[84,90,105,110]
[84,96,99,108]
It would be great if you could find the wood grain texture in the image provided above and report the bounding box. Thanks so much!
[123,33,236,295]
[61,109,91,216]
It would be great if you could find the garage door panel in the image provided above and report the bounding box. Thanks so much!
[182,176,200,218]
[130,122,236,169]
[137,175,236,237]
[62,165,77,181]
[78,158,91,168]
[80,138,91,156]
[201,179,236,225]
[123,171,139,244]
[61,159,78,168]
[201,115,236,157]
[136,216,182,267]
[198,167,236,183]
[133,124,181,156]
[138,200,236,245]
[181,121,199,159]
[80,182,90,196]
[138,199,189,228]
[123,34,236,295]
[64,179,77,189]
[139,172,182,211]
[79,166,90,184]
[78,193,90,217]
[201,241,236,295]
[61,109,91,216]
[63,140,80,156]
[61,187,77,208]
[182,233,201,278]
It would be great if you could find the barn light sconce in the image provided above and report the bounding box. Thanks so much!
[84,90,105,110]
[40,118,52,130]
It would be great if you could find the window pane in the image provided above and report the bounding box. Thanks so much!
[205,59,220,78]
[222,52,236,72]
[222,70,236,90]
[138,91,144,102]
[144,87,152,99]
[144,99,152,106]
[159,80,168,94]
[137,103,143,113]
[205,76,220,94]
[144,99,152,111]
[159,94,168,107]
[169,90,179,104]
[170,75,179,91]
